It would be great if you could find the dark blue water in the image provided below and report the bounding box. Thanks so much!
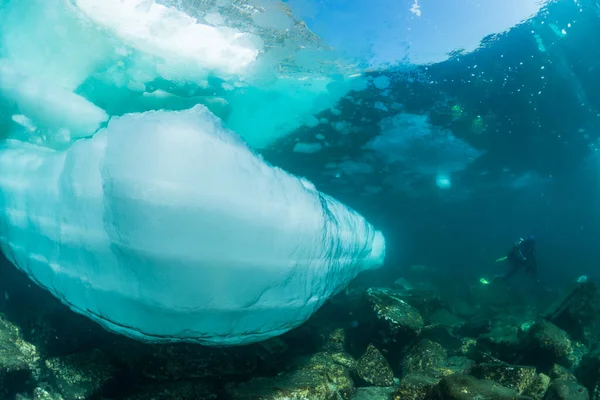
[267,0,600,291]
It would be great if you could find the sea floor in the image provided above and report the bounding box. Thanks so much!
[0,256,598,400]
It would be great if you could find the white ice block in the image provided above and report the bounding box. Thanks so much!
[0,61,109,141]
[0,105,385,346]
[74,0,261,78]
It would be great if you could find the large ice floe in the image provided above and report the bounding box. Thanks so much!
[0,0,385,345]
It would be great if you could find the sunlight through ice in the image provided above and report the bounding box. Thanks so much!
[410,0,422,17]
[436,173,452,190]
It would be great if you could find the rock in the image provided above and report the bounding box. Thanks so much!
[26,311,112,359]
[111,337,287,381]
[0,263,114,360]
[458,338,477,357]
[365,288,424,338]
[476,325,521,362]
[518,320,536,337]
[125,381,219,400]
[44,349,116,400]
[445,356,475,376]
[399,339,473,381]
[575,349,600,396]
[493,312,538,338]
[401,339,447,376]
[33,387,64,400]
[471,361,537,394]
[455,315,493,338]
[347,288,426,361]
[420,325,463,355]
[393,374,438,400]
[225,352,354,400]
[427,309,465,328]
[388,290,447,322]
[356,344,394,387]
[517,320,584,369]
[551,364,576,381]
[352,386,396,400]
[523,373,551,400]
[331,352,358,372]
[431,374,532,399]
[593,384,600,400]
[277,309,326,355]
[324,328,347,353]
[570,342,587,368]
[474,360,547,399]
[0,314,40,397]
[543,378,589,400]
[542,280,598,343]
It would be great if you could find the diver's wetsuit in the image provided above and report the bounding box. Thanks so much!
[493,236,538,282]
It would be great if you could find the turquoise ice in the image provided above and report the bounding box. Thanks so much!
[0,0,385,345]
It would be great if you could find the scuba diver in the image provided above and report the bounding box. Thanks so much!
[481,236,538,285]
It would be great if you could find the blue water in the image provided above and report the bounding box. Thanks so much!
[268,0,600,290]
[0,0,600,398]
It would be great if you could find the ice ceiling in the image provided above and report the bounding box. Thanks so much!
[0,0,554,345]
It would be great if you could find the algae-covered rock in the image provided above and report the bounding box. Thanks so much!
[125,381,218,400]
[399,339,473,381]
[331,352,358,372]
[471,361,537,394]
[356,344,394,387]
[393,373,438,400]
[593,384,600,400]
[458,338,477,357]
[401,339,447,376]
[420,325,463,355]
[550,363,576,381]
[324,328,347,353]
[352,386,396,400]
[0,313,40,397]
[432,374,533,400]
[575,349,600,396]
[477,325,521,361]
[444,356,475,376]
[542,280,599,343]
[365,288,424,337]
[44,349,116,400]
[226,352,355,400]
[387,289,447,322]
[33,387,64,400]
[518,320,583,369]
[523,373,551,400]
[543,378,589,400]
[570,342,588,369]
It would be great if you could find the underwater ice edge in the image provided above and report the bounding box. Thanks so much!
[0,106,386,345]
[0,1,386,345]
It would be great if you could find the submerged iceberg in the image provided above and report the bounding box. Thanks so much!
[0,0,385,345]
[0,105,385,345]
[0,0,365,150]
